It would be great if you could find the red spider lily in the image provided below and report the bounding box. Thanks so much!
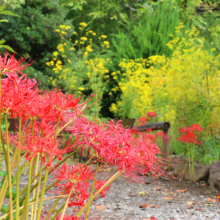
[56,215,79,220]
[69,119,162,182]
[178,124,202,145]
[0,73,38,117]
[10,135,74,166]
[191,124,202,132]
[139,117,147,125]
[94,180,110,198]
[147,111,157,118]
[0,53,32,76]
[52,163,94,183]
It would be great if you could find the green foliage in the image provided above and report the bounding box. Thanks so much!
[0,5,17,52]
[2,0,25,9]
[111,1,182,61]
[0,0,73,89]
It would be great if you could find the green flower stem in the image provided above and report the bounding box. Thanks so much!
[5,114,13,220]
[54,112,61,138]
[77,170,123,218]
[191,144,195,182]
[18,146,83,206]
[33,156,43,220]
[24,159,33,220]
[187,144,192,182]
[85,163,99,220]
[59,186,74,220]
[36,167,49,220]
[31,154,39,220]
[51,204,65,220]
[0,138,18,211]
[16,116,22,220]
[45,189,67,220]
[0,195,68,220]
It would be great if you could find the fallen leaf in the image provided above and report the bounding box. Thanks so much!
[150,217,157,220]
[139,203,147,209]
[148,205,160,208]
[195,207,203,211]
[95,205,106,210]
[169,191,178,197]
[138,191,149,196]
[156,188,161,191]
[163,197,175,200]
[154,174,161,180]
[186,201,195,205]
[145,181,151,184]
[186,206,193,209]
[172,175,177,180]
[168,188,172,191]
[129,194,135,197]
[201,183,206,187]
[170,219,175,220]
[217,195,220,202]
[176,189,187,193]
[162,192,168,195]
[207,198,216,203]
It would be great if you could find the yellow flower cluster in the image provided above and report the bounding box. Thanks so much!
[111,25,220,131]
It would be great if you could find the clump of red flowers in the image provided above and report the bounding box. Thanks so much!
[178,124,202,145]
[0,53,163,219]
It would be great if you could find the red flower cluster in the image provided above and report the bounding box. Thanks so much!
[0,53,163,216]
[52,163,110,207]
[178,124,202,145]
[147,111,157,118]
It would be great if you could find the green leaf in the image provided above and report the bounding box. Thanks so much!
[0,170,7,177]
[0,45,14,52]
[0,19,8,22]
[0,40,6,44]
[1,204,9,213]
[12,187,16,199]
[0,11,17,16]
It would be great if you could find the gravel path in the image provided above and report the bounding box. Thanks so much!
[1,158,220,220]
[90,170,220,220]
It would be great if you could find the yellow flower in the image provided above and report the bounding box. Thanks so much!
[59,25,65,29]
[65,26,71,30]
[78,87,85,91]
[80,37,87,41]
[53,52,58,57]
[101,35,107,38]
[103,41,109,45]
[79,22,87,27]
[73,32,78,35]
[55,29,60,32]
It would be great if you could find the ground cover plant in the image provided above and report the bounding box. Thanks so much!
[0,53,163,219]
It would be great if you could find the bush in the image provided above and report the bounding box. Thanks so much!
[0,0,73,89]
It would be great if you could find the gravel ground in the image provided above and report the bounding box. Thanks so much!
[90,172,220,220]
[1,157,220,220]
